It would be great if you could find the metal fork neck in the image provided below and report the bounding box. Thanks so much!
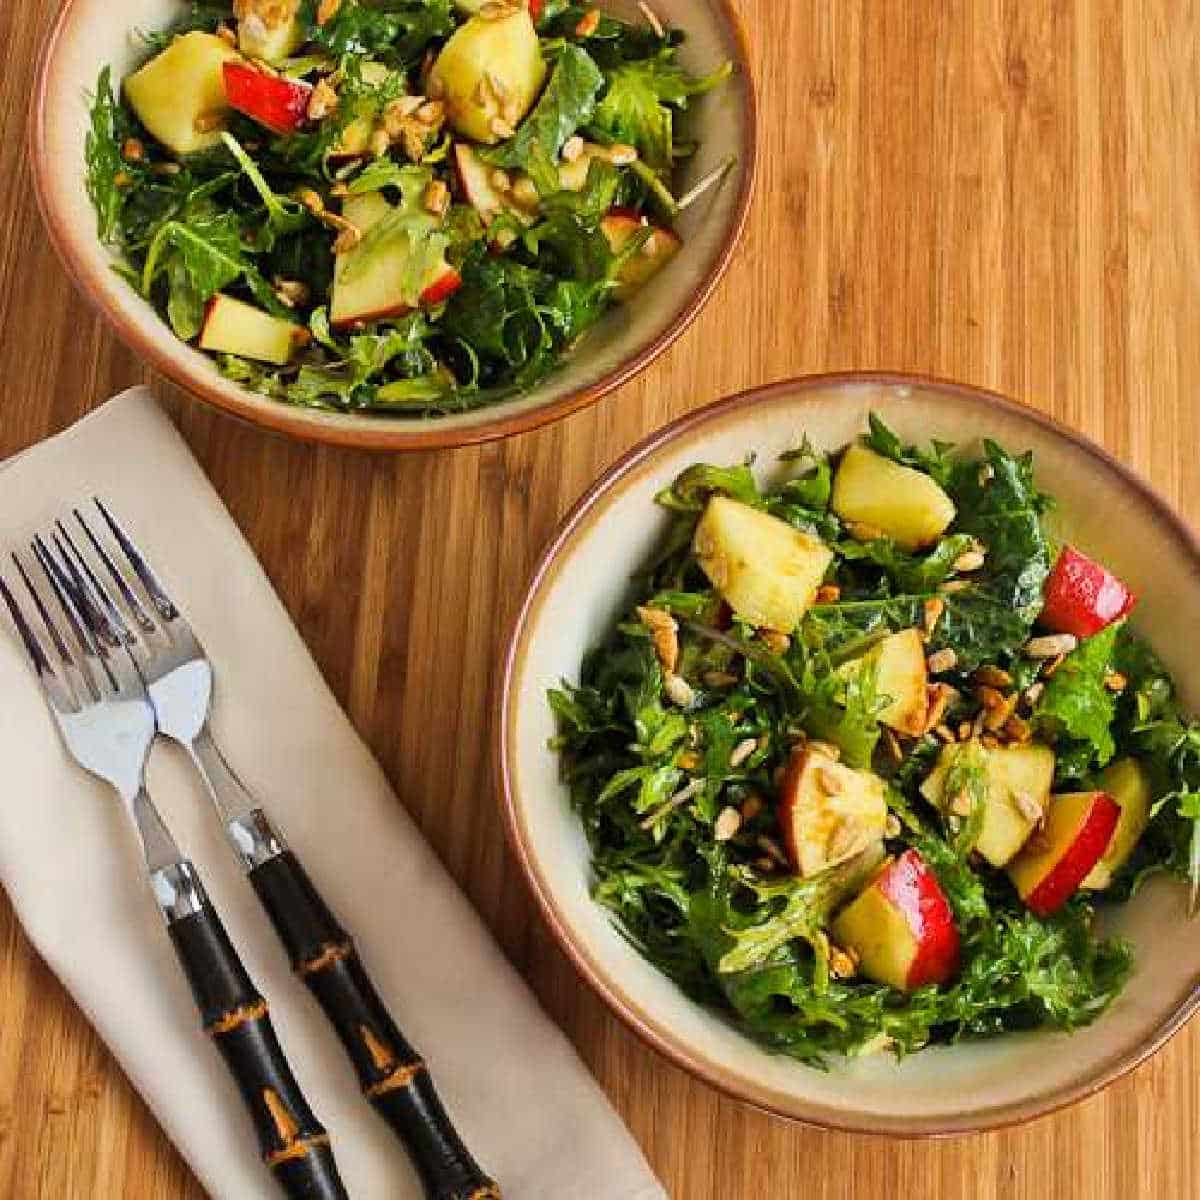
[188,726,286,871]
[130,785,184,876]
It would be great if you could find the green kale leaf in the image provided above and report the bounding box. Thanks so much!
[1035,623,1121,769]
[85,67,128,243]
[591,51,732,171]
[300,0,452,61]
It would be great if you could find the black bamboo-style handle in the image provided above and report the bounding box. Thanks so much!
[167,895,349,1200]
[248,848,498,1200]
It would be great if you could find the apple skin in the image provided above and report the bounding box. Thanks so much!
[1039,546,1136,639]
[1008,792,1121,917]
[833,849,960,990]
[1082,759,1151,889]
[223,62,312,135]
[420,267,463,307]
[329,265,463,329]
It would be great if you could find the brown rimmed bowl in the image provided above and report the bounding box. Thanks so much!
[30,0,755,451]
[499,373,1200,1135]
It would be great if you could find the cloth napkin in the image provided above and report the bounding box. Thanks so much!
[0,388,664,1200]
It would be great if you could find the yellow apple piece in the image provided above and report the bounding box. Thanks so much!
[198,295,300,365]
[124,32,241,156]
[692,497,833,634]
[236,0,305,63]
[922,740,1055,866]
[778,746,888,877]
[831,443,957,550]
[428,8,547,144]
[836,628,928,736]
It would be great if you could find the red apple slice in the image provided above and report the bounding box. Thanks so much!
[223,62,312,135]
[1007,791,1120,916]
[330,193,462,328]
[832,850,960,990]
[1039,546,1136,639]
[199,294,300,365]
[600,213,682,299]
[1082,759,1152,889]
[778,746,887,878]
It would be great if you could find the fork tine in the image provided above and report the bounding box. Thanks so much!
[93,498,178,622]
[37,533,106,646]
[12,552,73,669]
[74,507,157,637]
[6,554,82,713]
[55,522,133,649]
[0,570,54,678]
[33,536,110,699]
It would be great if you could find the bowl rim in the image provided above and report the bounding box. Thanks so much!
[29,0,758,452]
[496,370,1200,1136]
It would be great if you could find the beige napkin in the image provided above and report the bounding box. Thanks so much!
[0,388,664,1200]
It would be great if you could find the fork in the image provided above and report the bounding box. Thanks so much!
[64,502,498,1200]
[0,543,348,1200]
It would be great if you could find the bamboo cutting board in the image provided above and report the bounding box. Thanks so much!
[2,1,1199,1196]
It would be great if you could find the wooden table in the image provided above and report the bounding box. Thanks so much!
[2,1,1198,1196]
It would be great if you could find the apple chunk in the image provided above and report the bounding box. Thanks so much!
[922,740,1055,866]
[124,32,240,156]
[1039,545,1137,639]
[453,144,536,226]
[601,214,682,299]
[223,62,311,135]
[831,443,957,550]
[1007,791,1120,916]
[1082,759,1151,889]
[199,295,300,365]
[330,192,461,328]
[837,628,928,736]
[236,0,305,64]
[692,497,833,634]
[833,850,960,990]
[428,8,547,144]
[778,746,888,877]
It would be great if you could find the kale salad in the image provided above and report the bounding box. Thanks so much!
[549,417,1200,1065]
[85,1,732,415]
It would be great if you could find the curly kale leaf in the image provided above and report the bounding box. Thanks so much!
[142,208,277,339]
[839,533,977,593]
[1035,623,1121,771]
[134,3,231,55]
[85,68,129,243]
[948,439,1053,624]
[863,412,957,487]
[591,51,732,171]
[716,849,885,975]
[300,0,452,60]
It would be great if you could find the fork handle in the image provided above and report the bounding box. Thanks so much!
[246,844,498,1200]
[158,864,349,1200]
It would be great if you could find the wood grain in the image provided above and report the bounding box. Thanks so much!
[2,1,1199,1196]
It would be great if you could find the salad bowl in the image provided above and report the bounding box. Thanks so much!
[499,373,1200,1134]
[30,0,755,451]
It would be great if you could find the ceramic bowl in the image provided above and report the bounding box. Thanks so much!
[499,373,1200,1134]
[31,0,755,451]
